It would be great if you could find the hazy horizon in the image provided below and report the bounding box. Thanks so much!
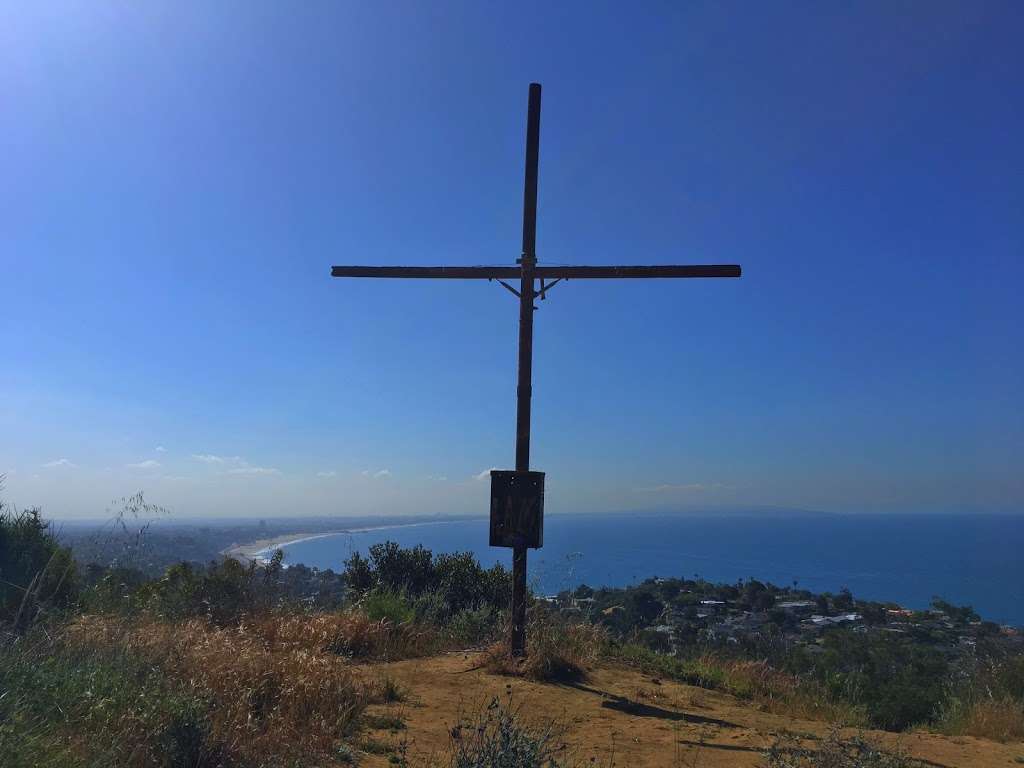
[3,3,1022,519]
[36,505,1024,527]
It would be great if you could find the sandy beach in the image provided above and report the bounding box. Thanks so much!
[220,519,471,565]
[221,531,347,564]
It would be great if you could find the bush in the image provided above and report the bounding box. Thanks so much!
[485,612,603,683]
[356,542,434,595]
[0,506,77,627]
[0,628,225,768]
[936,653,1024,741]
[363,589,416,625]
[78,565,150,614]
[447,605,504,646]
[447,696,567,768]
[797,630,948,730]
[936,696,1024,742]
[344,542,511,615]
[763,728,924,768]
[64,613,369,765]
[252,609,437,661]
[611,643,865,725]
[134,557,272,625]
[930,597,980,625]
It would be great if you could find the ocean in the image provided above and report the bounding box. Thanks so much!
[271,512,1024,626]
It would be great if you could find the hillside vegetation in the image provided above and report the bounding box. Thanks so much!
[2,501,1023,767]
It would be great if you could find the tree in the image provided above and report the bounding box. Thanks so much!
[624,589,664,628]
[342,551,373,593]
[368,542,433,595]
[0,504,78,627]
[930,597,979,625]
[742,579,774,612]
[833,587,855,612]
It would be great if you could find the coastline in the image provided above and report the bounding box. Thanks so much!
[217,512,838,566]
[221,518,476,565]
[222,531,348,564]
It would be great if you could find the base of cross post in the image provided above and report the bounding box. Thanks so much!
[511,545,528,656]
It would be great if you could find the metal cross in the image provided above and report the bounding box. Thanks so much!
[331,83,741,656]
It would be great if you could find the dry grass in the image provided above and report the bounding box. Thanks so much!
[22,607,438,766]
[64,613,380,764]
[613,644,866,726]
[711,656,866,725]
[484,617,604,683]
[763,727,925,767]
[245,609,439,660]
[936,696,1024,742]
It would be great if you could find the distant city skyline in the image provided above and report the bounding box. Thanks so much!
[2,2,1022,518]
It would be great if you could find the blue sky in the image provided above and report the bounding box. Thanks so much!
[1,2,1021,519]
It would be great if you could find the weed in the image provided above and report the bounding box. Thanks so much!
[364,712,407,732]
[376,674,408,703]
[62,614,367,765]
[762,728,924,767]
[251,608,437,661]
[360,736,395,755]
[336,743,359,764]
[935,695,1024,742]
[0,628,225,768]
[485,613,603,683]
[934,653,1024,741]
[612,643,865,725]
[447,696,568,768]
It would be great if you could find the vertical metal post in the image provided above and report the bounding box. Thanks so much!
[511,83,541,657]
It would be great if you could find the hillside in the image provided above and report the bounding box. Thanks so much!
[357,653,1022,768]
[4,509,1024,767]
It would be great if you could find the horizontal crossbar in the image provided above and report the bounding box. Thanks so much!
[331,264,741,279]
[538,265,740,279]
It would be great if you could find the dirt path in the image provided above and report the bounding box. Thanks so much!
[354,652,1024,767]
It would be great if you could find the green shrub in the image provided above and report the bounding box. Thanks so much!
[809,631,948,730]
[0,631,223,768]
[78,565,150,615]
[0,506,78,627]
[448,605,503,646]
[935,653,1024,740]
[374,674,407,704]
[363,589,416,625]
[134,558,265,625]
[344,543,511,614]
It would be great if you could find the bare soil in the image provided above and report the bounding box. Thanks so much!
[355,652,1024,768]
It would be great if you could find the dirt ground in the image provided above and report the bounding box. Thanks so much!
[354,652,1024,768]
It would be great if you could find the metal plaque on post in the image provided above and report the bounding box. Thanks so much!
[489,470,544,549]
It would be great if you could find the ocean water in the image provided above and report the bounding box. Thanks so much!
[274,513,1024,626]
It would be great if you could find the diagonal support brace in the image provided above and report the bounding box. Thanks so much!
[489,277,522,299]
[538,277,564,300]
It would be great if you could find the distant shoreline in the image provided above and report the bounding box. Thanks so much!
[217,510,851,565]
[221,518,474,565]
[222,532,340,564]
